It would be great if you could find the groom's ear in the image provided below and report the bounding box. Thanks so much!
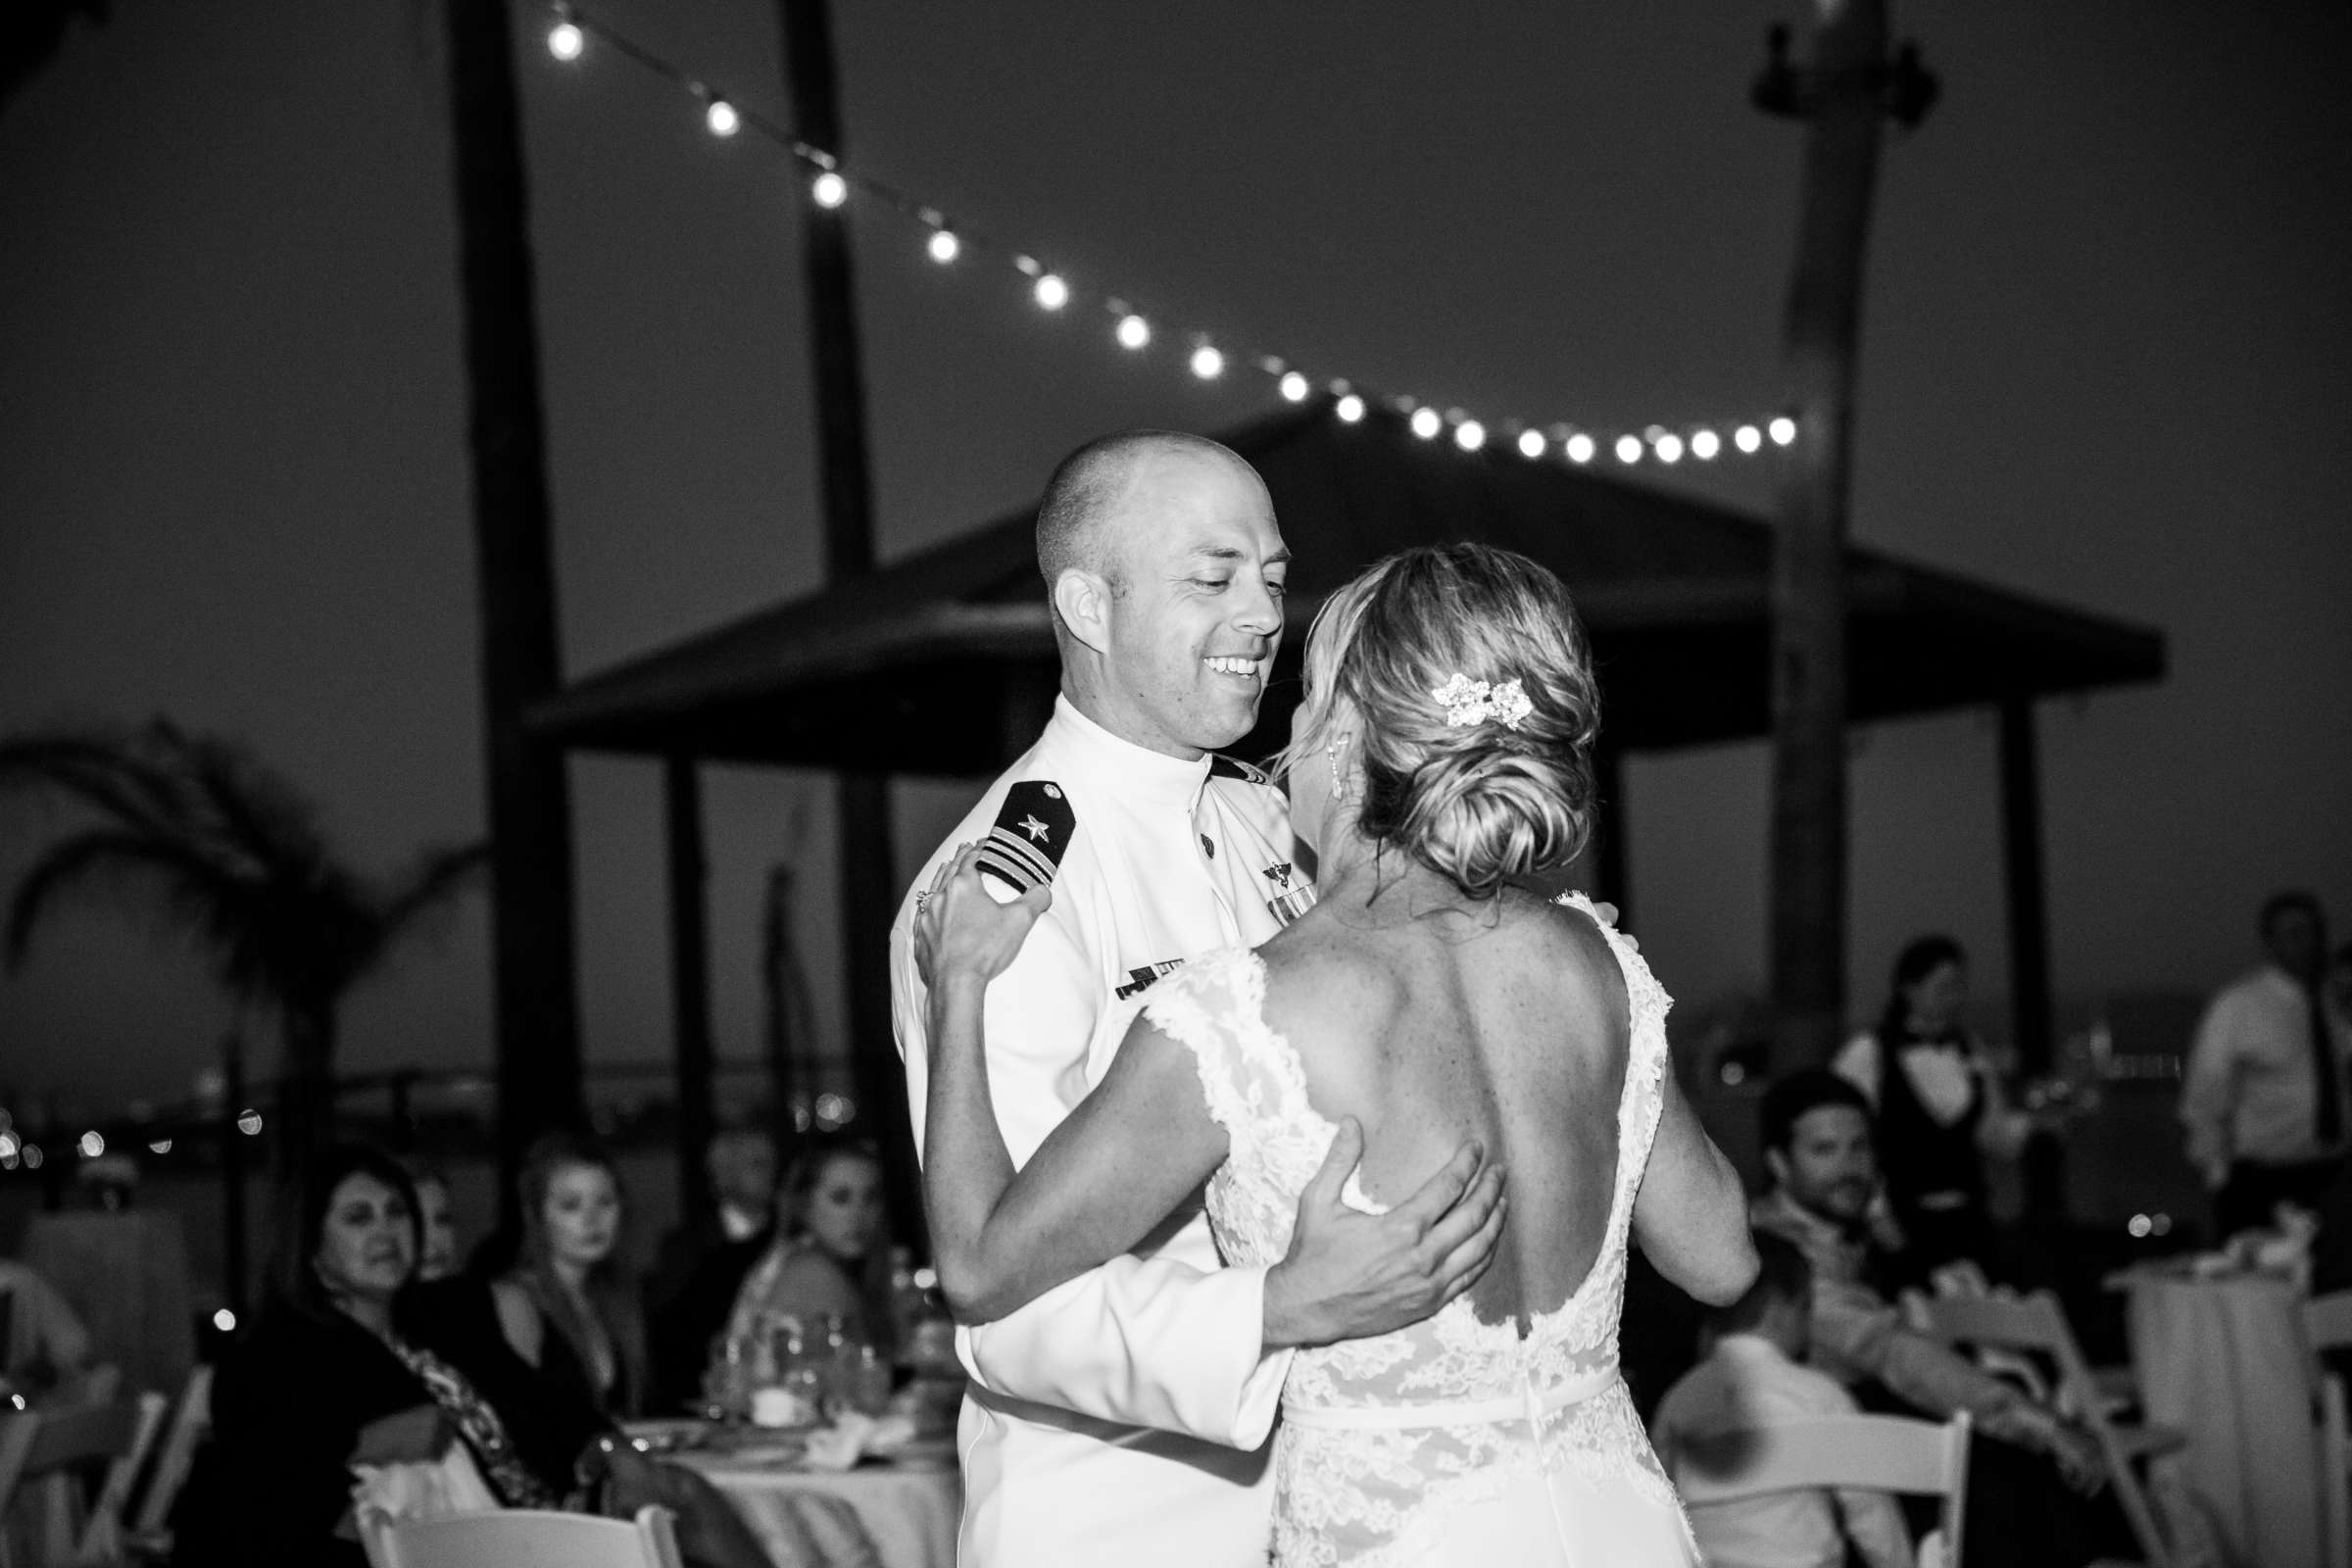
[1053,567,1114,657]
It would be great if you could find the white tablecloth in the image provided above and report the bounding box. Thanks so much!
[2121,1270,2323,1568]
[683,1450,958,1568]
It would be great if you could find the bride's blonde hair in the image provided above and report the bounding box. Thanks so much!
[1279,544,1599,900]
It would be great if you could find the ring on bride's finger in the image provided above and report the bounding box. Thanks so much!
[914,890,932,910]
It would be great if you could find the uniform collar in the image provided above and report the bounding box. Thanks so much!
[1048,694,1212,809]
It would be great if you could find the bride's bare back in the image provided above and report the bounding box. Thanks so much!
[1260,889,1727,1329]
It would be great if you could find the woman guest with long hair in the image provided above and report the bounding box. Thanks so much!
[489,1132,649,1417]
[724,1134,896,1359]
[1833,934,2038,1282]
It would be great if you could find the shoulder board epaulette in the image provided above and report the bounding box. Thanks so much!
[1208,754,1270,786]
[976,779,1077,895]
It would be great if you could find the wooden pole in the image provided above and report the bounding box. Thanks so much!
[1997,697,2054,1077]
[664,756,717,1227]
[443,0,586,1201]
[773,0,921,1242]
[1766,0,1889,1066]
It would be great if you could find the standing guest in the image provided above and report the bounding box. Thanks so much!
[409,1163,461,1283]
[1752,1072,2130,1568]
[489,1133,647,1418]
[647,1129,777,1410]
[888,434,1507,1568]
[725,1134,895,1357]
[1833,936,2034,1281]
[1651,1229,1913,1568]
[2181,891,2351,1239]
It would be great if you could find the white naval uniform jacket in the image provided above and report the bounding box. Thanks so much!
[890,695,1315,1567]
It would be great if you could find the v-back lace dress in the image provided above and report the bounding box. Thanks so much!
[1140,895,1696,1567]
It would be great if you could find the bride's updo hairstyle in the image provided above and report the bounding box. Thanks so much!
[1285,543,1599,901]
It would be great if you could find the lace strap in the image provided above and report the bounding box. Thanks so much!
[1556,893,1674,1248]
[1140,947,1307,1163]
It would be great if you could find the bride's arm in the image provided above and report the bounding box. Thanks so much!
[918,846,1229,1325]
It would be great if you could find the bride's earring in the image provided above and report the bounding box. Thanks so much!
[1326,737,1348,800]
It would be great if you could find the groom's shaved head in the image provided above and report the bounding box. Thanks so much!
[1036,429,1245,590]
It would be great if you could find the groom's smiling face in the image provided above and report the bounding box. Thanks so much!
[1095,448,1290,759]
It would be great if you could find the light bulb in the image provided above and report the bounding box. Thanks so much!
[1517,429,1546,459]
[1335,394,1366,423]
[1614,435,1642,464]
[810,171,848,208]
[1769,416,1798,446]
[1655,432,1685,464]
[1190,344,1224,379]
[927,228,959,264]
[1033,273,1068,310]
[1735,423,1763,454]
[1279,371,1310,402]
[1116,314,1151,350]
[1565,433,1596,464]
[705,99,740,137]
[547,21,585,61]
[213,1308,237,1333]
[1409,408,1443,440]
[1454,419,1486,452]
[1691,428,1721,460]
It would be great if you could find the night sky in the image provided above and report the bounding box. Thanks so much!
[3,0,2347,1116]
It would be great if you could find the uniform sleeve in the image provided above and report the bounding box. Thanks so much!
[2179,990,2241,1181]
[890,863,1290,1447]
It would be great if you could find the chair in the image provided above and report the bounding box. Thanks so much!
[2304,1290,2352,1568]
[1673,1410,1972,1567]
[360,1503,685,1568]
[0,1390,170,1567]
[1914,1290,2184,1568]
[124,1365,211,1558]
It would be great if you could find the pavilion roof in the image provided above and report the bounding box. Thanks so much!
[527,403,2165,775]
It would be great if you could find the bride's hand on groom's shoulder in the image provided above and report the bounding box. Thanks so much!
[914,842,1052,992]
[1261,1118,1508,1350]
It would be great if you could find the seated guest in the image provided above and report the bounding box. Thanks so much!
[202,1147,565,1568]
[0,1254,97,1401]
[1833,935,2035,1282]
[489,1133,648,1418]
[408,1162,462,1283]
[648,1128,777,1411]
[652,1128,777,1299]
[724,1134,894,1357]
[1651,1229,1913,1568]
[1753,1071,2132,1568]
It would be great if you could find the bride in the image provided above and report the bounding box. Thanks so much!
[915,542,1757,1565]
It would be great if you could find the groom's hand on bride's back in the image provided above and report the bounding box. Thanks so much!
[1260,1117,1507,1350]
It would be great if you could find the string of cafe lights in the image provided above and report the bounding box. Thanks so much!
[539,1,1801,467]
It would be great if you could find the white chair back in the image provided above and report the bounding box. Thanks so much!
[361,1503,685,1568]
[1915,1288,2180,1568]
[1672,1410,1971,1567]
[0,1390,169,1568]
[130,1363,213,1540]
[2304,1290,2352,1568]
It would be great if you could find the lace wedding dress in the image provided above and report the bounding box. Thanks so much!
[1141,894,1697,1567]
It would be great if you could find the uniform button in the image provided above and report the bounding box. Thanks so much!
[1200,834,1215,858]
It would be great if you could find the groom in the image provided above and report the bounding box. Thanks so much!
[889,430,1504,1566]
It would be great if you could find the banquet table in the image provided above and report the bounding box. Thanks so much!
[673,1440,959,1568]
[2119,1266,2324,1568]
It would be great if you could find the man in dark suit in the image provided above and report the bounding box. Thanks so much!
[646,1128,777,1411]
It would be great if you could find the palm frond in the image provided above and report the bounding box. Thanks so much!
[176,724,325,875]
[377,842,490,934]
[0,730,194,842]
[3,827,243,971]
